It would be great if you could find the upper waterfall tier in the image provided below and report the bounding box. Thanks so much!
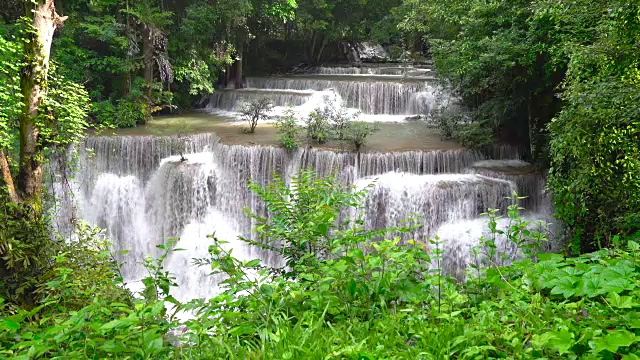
[203,64,448,118]
[206,89,314,111]
[244,76,436,115]
[310,65,433,76]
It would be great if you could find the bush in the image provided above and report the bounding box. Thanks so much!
[240,97,273,133]
[115,99,147,128]
[274,110,299,150]
[342,121,379,151]
[303,103,378,149]
[91,100,116,127]
[549,79,640,252]
[453,121,495,149]
[304,109,332,144]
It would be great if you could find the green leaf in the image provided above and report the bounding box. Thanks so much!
[101,340,127,353]
[1,318,20,330]
[245,259,261,268]
[607,292,640,309]
[593,330,639,353]
[549,277,579,298]
[622,354,640,360]
[548,329,575,354]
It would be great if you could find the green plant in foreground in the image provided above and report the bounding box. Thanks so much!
[2,173,640,359]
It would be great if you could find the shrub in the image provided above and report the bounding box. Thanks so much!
[115,99,147,128]
[549,79,640,252]
[342,121,379,151]
[304,109,332,144]
[274,110,299,150]
[91,100,117,127]
[239,97,273,133]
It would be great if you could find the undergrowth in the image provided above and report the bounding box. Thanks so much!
[1,171,640,359]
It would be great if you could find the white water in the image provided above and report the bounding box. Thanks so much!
[54,134,552,301]
[203,64,447,122]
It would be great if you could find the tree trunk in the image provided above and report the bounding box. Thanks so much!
[17,0,67,203]
[0,151,18,203]
[142,25,154,121]
[234,57,243,89]
[316,38,328,64]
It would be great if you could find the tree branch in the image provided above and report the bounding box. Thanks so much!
[0,150,20,203]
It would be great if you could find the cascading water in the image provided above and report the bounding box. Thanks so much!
[56,135,550,301]
[54,64,551,302]
[204,63,443,119]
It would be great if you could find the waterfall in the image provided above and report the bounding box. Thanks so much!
[357,173,515,242]
[244,76,434,115]
[203,64,448,123]
[206,89,313,111]
[311,66,433,76]
[54,134,550,301]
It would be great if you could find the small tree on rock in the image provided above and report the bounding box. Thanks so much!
[343,121,379,151]
[240,97,273,133]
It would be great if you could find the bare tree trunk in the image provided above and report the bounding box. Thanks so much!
[234,58,243,89]
[0,151,19,203]
[316,38,327,64]
[142,25,154,121]
[17,0,67,203]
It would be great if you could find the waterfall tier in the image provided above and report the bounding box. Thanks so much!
[55,134,549,301]
[204,64,448,120]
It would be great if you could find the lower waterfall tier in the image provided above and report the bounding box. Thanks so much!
[53,134,551,301]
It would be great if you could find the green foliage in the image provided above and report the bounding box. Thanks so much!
[549,79,640,252]
[274,110,300,150]
[240,97,273,133]
[91,100,116,126]
[0,31,22,150]
[0,196,53,304]
[342,121,379,151]
[398,0,640,251]
[545,1,640,252]
[115,99,147,128]
[243,170,379,270]
[304,109,332,144]
[303,103,378,149]
[3,172,640,358]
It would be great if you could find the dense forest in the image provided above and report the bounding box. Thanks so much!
[1,0,640,358]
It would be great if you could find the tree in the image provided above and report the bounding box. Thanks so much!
[546,1,640,252]
[2,0,68,204]
[0,0,89,305]
[343,121,379,152]
[240,97,273,133]
[1,1,89,204]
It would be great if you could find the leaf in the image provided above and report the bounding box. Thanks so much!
[245,259,261,268]
[607,292,640,309]
[622,354,640,360]
[549,277,579,298]
[101,340,127,353]
[100,318,135,331]
[144,337,163,354]
[578,274,606,297]
[229,325,256,336]
[593,330,639,353]
[1,318,20,330]
[600,278,635,294]
[548,329,575,354]
[538,253,564,262]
